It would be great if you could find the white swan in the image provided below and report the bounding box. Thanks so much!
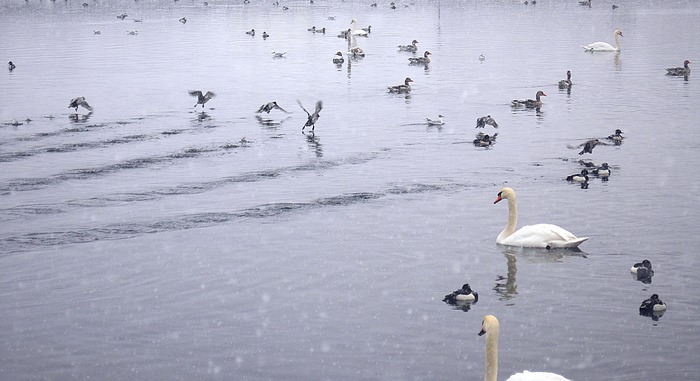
[582,29,622,52]
[350,19,368,36]
[493,188,589,249]
[480,315,572,381]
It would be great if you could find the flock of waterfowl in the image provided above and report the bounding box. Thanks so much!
[3,3,689,379]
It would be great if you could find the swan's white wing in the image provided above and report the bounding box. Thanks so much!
[498,224,587,248]
[581,42,616,51]
[506,370,572,381]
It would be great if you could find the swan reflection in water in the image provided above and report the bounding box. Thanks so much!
[494,247,587,302]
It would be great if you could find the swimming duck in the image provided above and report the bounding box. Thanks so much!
[566,169,589,182]
[68,97,93,112]
[370,3,377,7]
[639,294,666,313]
[426,115,445,126]
[127,30,138,35]
[631,260,654,282]
[133,18,143,23]
[313,27,326,34]
[390,2,396,10]
[558,70,572,89]
[246,29,255,36]
[607,129,624,143]
[328,16,336,20]
[179,17,187,23]
[271,51,286,58]
[337,29,351,39]
[189,90,215,108]
[256,101,291,114]
[8,61,16,71]
[307,26,317,32]
[511,91,546,108]
[666,60,691,76]
[298,100,323,132]
[388,77,413,93]
[332,51,344,64]
[94,30,101,35]
[476,115,498,129]
[117,13,128,20]
[443,283,479,304]
[408,51,432,65]
[473,133,497,147]
[479,54,485,62]
[612,4,618,9]
[349,47,365,58]
[397,39,419,53]
[361,25,372,34]
[262,31,269,39]
[579,0,591,6]
[591,162,610,177]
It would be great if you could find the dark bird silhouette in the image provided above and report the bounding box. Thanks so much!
[298,100,323,132]
[8,61,16,71]
[575,139,610,155]
[189,90,215,108]
[256,101,291,114]
[476,115,498,128]
[68,96,93,112]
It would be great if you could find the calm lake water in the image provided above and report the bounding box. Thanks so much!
[2,0,700,380]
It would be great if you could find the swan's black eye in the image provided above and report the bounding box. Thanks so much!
[497,192,502,197]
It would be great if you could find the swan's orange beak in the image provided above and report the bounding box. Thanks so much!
[494,194,503,204]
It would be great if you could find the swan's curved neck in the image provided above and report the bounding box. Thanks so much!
[614,33,621,50]
[485,325,499,381]
[498,196,518,242]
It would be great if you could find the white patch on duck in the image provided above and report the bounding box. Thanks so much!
[332,51,344,64]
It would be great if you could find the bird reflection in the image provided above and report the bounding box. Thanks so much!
[68,111,92,124]
[305,133,323,157]
[256,114,291,127]
[195,111,211,122]
[493,250,518,301]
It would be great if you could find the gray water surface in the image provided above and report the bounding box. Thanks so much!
[2,1,700,380]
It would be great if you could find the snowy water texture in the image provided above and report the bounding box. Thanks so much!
[1,0,700,380]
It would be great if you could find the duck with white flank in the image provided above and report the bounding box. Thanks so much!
[666,60,691,76]
[426,115,444,126]
[591,162,610,177]
[408,51,431,65]
[559,70,572,89]
[8,61,16,71]
[476,115,498,128]
[256,101,291,114]
[511,90,546,108]
[639,294,667,314]
[245,29,255,36]
[473,133,496,147]
[189,90,215,108]
[397,40,418,52]
[68,97,93,112]
[631,260,654,283]
[566,169,589,182]
[271,51,286,58]
[388,77,413,93]
[179,17,187,23]
[332,51,344,64]
[443,283,479,304]
[607,129,624,143]
[262,31,269,39]
[298,100,322,132]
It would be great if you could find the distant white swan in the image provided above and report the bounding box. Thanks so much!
[493,187,589,249]
[350,18,368,36]
[582,29,622,52]
[480,315,573,381]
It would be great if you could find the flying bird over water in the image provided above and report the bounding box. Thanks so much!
[68,96,93,112]
[297,100,323,132]
[256,101,291,114]
[189,90,215,108]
